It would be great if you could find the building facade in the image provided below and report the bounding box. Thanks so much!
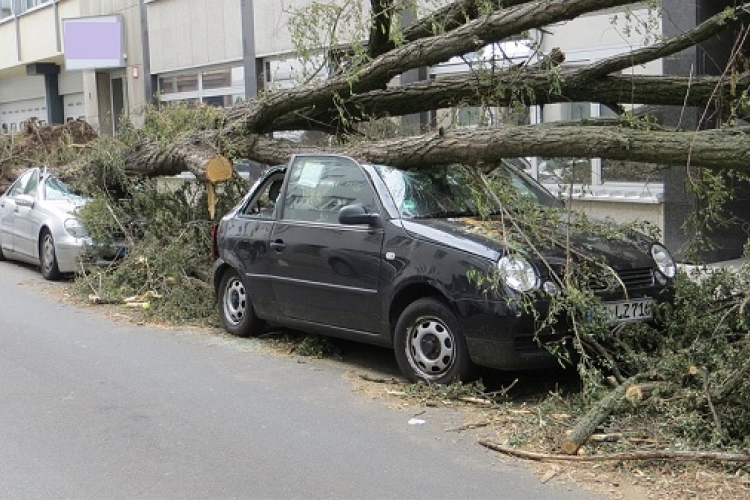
[0,0,744,258]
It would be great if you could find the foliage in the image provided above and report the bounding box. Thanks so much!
[70,106,248,325]
[266,331,343,359]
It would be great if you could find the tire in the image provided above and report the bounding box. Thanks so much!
[394,298,476,384]
[0,229,6,261]
[217,268,266,337]
[40,229,62,281]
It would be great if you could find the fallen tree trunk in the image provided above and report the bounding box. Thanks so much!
[121,121,750,182]
[270,72,746,132]
[479,440,750,463]
[125,132,232,183]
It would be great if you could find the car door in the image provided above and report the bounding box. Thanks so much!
[269,155,384,333]
[224,171,286,320]
[12,169,40,258]
[0,170,34,255]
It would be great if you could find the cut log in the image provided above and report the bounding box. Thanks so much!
[124,131,232,183]
[559,377,643,455]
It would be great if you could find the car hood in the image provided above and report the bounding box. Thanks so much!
[41,197,88,218]
[400,215,658,271]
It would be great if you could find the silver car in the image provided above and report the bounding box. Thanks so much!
[0,167,95,280]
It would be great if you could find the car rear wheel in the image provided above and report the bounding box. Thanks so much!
[394,298,475,384]
[40,229,62,281]
[218,268,266,337]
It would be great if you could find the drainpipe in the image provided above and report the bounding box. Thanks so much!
[241,0,259,99]
[139,0,154,104]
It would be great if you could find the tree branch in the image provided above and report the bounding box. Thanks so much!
[479,440,750,462]
[569,3,750,83]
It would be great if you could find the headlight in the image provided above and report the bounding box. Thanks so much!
[498,256,539,292]
[651,244,676,278]
[64,218,88,238]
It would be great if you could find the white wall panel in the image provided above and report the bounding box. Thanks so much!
[0,75,45,103]
[0,97,47,133]
[148,0,242,74]
[59,70,84,95]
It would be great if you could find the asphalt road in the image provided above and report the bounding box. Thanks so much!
[0,260,601,500]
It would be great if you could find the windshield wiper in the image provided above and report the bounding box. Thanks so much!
[414,211,475,219]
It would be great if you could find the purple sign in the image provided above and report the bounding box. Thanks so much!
[63,15,124,70]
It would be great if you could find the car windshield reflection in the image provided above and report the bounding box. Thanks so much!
[374,161,562,219]
[44,176,84,202]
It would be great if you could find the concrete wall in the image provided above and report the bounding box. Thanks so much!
[570,200,664,237]
[0,0,82,74]
[147,0,243,73]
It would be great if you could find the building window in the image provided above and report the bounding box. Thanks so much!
[11,0,52,16]
[175,73,199,93]
[1,0,12,19]
[158,66,244,109]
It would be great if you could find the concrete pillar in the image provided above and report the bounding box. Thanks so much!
[25,63,63,125]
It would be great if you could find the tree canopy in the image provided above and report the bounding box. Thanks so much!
[121,0,750,181]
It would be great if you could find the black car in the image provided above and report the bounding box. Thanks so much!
[211,154,676,383]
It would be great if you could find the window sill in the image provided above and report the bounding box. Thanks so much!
[543,183,664,204]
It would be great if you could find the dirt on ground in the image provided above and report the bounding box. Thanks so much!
[344,369,750,500]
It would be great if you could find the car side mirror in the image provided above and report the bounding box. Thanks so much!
[339,204,380,227]
[15,194,35,208]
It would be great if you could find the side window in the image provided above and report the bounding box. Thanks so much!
[7,170,33,197]
[283,157,376,223]
[241,175,284,219]
[23,170,39,195]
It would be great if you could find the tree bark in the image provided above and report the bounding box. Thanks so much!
[270,72,746,132]
[114,0,750,182]
[559,379,638,455]
[124,132,232,183]
[238,0,637,133]
[479,440,750,462]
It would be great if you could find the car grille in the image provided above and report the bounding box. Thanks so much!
[588,267,655,291]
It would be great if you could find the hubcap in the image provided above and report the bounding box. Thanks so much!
[223,277,247,326]
[406,316,455,379]
[42,234,55,273]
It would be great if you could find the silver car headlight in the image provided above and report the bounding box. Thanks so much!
[651,244,676,278]
[64,218,88,238]
[498,256,539,292]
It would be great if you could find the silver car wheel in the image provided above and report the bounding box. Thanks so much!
[41,234,55,272]
[222,275,247,326]
[405,315,456,379]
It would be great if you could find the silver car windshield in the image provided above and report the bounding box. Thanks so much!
[373,162,562,219]
[44,176,84,202]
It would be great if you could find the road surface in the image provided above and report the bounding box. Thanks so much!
[0,260,600,499]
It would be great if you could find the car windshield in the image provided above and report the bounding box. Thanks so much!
[373,161,562,219]
[44,175,84,202]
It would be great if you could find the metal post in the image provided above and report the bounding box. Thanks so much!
[241,0,258,99]
[139,0,154,104]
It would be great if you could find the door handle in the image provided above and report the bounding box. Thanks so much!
[270,239,286,251]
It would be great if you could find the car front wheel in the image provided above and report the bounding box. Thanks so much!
[217,268,265,337]
[40,229,62,281]
[394,298,475,384]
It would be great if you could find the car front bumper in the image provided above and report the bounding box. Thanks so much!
[455,287,672,372]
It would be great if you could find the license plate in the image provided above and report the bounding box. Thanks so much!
[604,299,653,323]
